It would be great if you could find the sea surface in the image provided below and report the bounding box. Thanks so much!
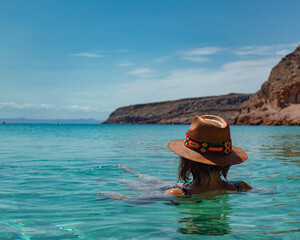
[0,124,299,240]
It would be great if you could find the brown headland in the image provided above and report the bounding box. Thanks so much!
[103,93,251,124]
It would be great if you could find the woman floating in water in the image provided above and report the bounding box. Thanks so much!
[99,115,252,201]
[164,114,252,196]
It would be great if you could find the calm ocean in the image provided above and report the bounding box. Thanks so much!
[0,124,299,239]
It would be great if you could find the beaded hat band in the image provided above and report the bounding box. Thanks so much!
[184,133,232,155]
[168,115,247,166]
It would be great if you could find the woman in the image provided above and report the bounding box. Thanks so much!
[165,115,252,196]
[99,115,252,201]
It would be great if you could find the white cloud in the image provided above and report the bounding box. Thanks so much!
[70,49,130,58]
[181,56,210,63]
[70,52,104,58]
[118,62,135,67]
[179,47,219,62]
[0,102,108,120]
[233,46,273,55]
[182,47,220,56]
[232,43,299,56]
[0,102,102,113]
[0,102,54,110]
[275,50,292,56]
[104,57,278,106]
[177,43,298,62]
[128,67,154,76]
[62,105,98,112]
[114,49,131,53]
[155,56,171,62]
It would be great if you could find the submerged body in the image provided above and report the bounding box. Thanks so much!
[164,180,252,196]
[164,157,253,196]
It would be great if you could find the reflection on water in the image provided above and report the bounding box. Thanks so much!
[176,194,232,236]
[267,134,300,141]
[261,134,300,164]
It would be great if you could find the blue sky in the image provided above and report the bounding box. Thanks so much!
[0,0,300,120]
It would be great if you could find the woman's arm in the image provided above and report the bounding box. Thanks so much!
[97,192,133,200]
[115,164,168,184]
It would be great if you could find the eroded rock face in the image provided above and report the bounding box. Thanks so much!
[103,93,251,124]
[234,45,300,125]
[274,79,300,107]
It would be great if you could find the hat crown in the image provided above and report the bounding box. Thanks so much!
[187,115,230,143]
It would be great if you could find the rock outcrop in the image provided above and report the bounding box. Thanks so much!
[234,45,300,125]
[103,93,251,124]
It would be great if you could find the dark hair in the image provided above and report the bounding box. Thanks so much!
[178,157,230,185]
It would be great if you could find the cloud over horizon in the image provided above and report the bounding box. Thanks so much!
[102,57,278,107]
[70,53,104,58]
[118,62,135,67]
[232,43,299,56]
[128,67,155,77]
[0,102,108,120]
[0,102,54,110]
[179,47,220,63]
[1,42,298,120]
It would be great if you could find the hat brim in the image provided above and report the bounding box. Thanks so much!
[168,139,247,166]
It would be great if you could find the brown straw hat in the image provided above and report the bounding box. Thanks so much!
[168,115,247,166]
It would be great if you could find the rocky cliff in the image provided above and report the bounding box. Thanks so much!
[103,93,251,124]
[234,45,300,125]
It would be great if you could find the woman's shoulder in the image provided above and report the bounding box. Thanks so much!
[164,184,191,196]
[229,180,253,191]
[165,188,185,196]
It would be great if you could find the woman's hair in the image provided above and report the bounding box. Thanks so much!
[178,157,230,185]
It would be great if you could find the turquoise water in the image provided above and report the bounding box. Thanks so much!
[0,124,299,239]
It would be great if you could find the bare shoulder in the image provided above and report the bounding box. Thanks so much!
[164,188,184,196]
[238,180,253,190]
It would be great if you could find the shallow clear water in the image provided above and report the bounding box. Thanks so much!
[0,124,299,239]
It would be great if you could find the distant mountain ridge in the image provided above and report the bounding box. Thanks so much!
[0,118,102,124]
[103,93,251,124]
